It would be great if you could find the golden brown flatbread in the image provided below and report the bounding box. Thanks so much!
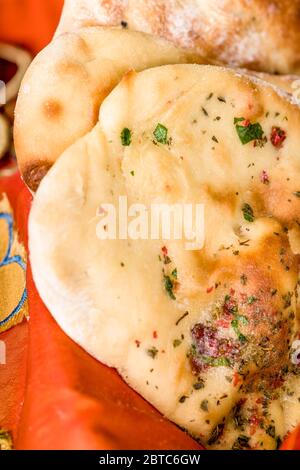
[14,26,204,191]
[29,64,300,449]
[57,0,300,74]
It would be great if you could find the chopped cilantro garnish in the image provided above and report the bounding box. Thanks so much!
[154,123,168,144]
[234,117,264,145]
[121,128,132,146]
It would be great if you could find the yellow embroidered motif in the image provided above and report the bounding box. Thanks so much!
[0,429,13,450]
[0,194,28,333]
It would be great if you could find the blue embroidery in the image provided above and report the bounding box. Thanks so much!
[0,212,27,328]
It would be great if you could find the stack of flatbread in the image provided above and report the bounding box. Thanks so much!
[15,0,300,450]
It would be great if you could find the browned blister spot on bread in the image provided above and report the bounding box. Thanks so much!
[22,161,53,192]
[43,100,62,120]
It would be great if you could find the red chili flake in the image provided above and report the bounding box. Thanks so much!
[173,281,181,291]
[230,288,235,296]
[270,126,286,148]
[216,318,231,328]
[233,371,241,387]
[256,397,263,404]
[206,286,214,294]
[249,415,261,435]
[260,170,269,184]
[240,293,248,303]
[153,331,158,339]
[135,340,141,348]
[240,119,250,127]
[161,246,168,256]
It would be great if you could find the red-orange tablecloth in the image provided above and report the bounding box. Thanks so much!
[0,0,298,450]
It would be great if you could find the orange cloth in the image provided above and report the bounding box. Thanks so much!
[0,0,63,54]
[0,0,299,450]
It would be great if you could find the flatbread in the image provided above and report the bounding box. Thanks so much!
[30,64,300,449]
[57,0,300,74]
[14,26,203,191]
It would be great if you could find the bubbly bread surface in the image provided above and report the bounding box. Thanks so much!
[14,27,203,191]
[57,0,300,74]
[30,65,300,450]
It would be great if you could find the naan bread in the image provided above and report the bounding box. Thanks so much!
[30,64,300,450]
[57,0,300,74]
[14,27,203,191]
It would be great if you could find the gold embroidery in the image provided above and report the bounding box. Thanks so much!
[0,194,28,332]
[0,429,13,450]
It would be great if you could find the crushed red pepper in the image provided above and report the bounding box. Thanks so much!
[270,126,286,148]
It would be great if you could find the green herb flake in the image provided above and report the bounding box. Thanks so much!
[282,292,292,309]
[179,395,188,404]
[234,117,264,145]
[231,320,248,344]
[266,425,276,439]
[154,123,168,144]
[121,128,132,146]
[130,170,135,176]
[173,339,182,348]
[236,314,249,325]
[247,296,257,305]
[164,275,176,300]
[232,435,250,450]
[200,400,209,412]
[242,203,255,223]
[147,347,158,359]
[208,424,224,445]
[293,191,300,198]
[193,380,205,390]
[240,274,248,285]
[171,268,178,279]
[201,355,231,367]
[212,135,219,143]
